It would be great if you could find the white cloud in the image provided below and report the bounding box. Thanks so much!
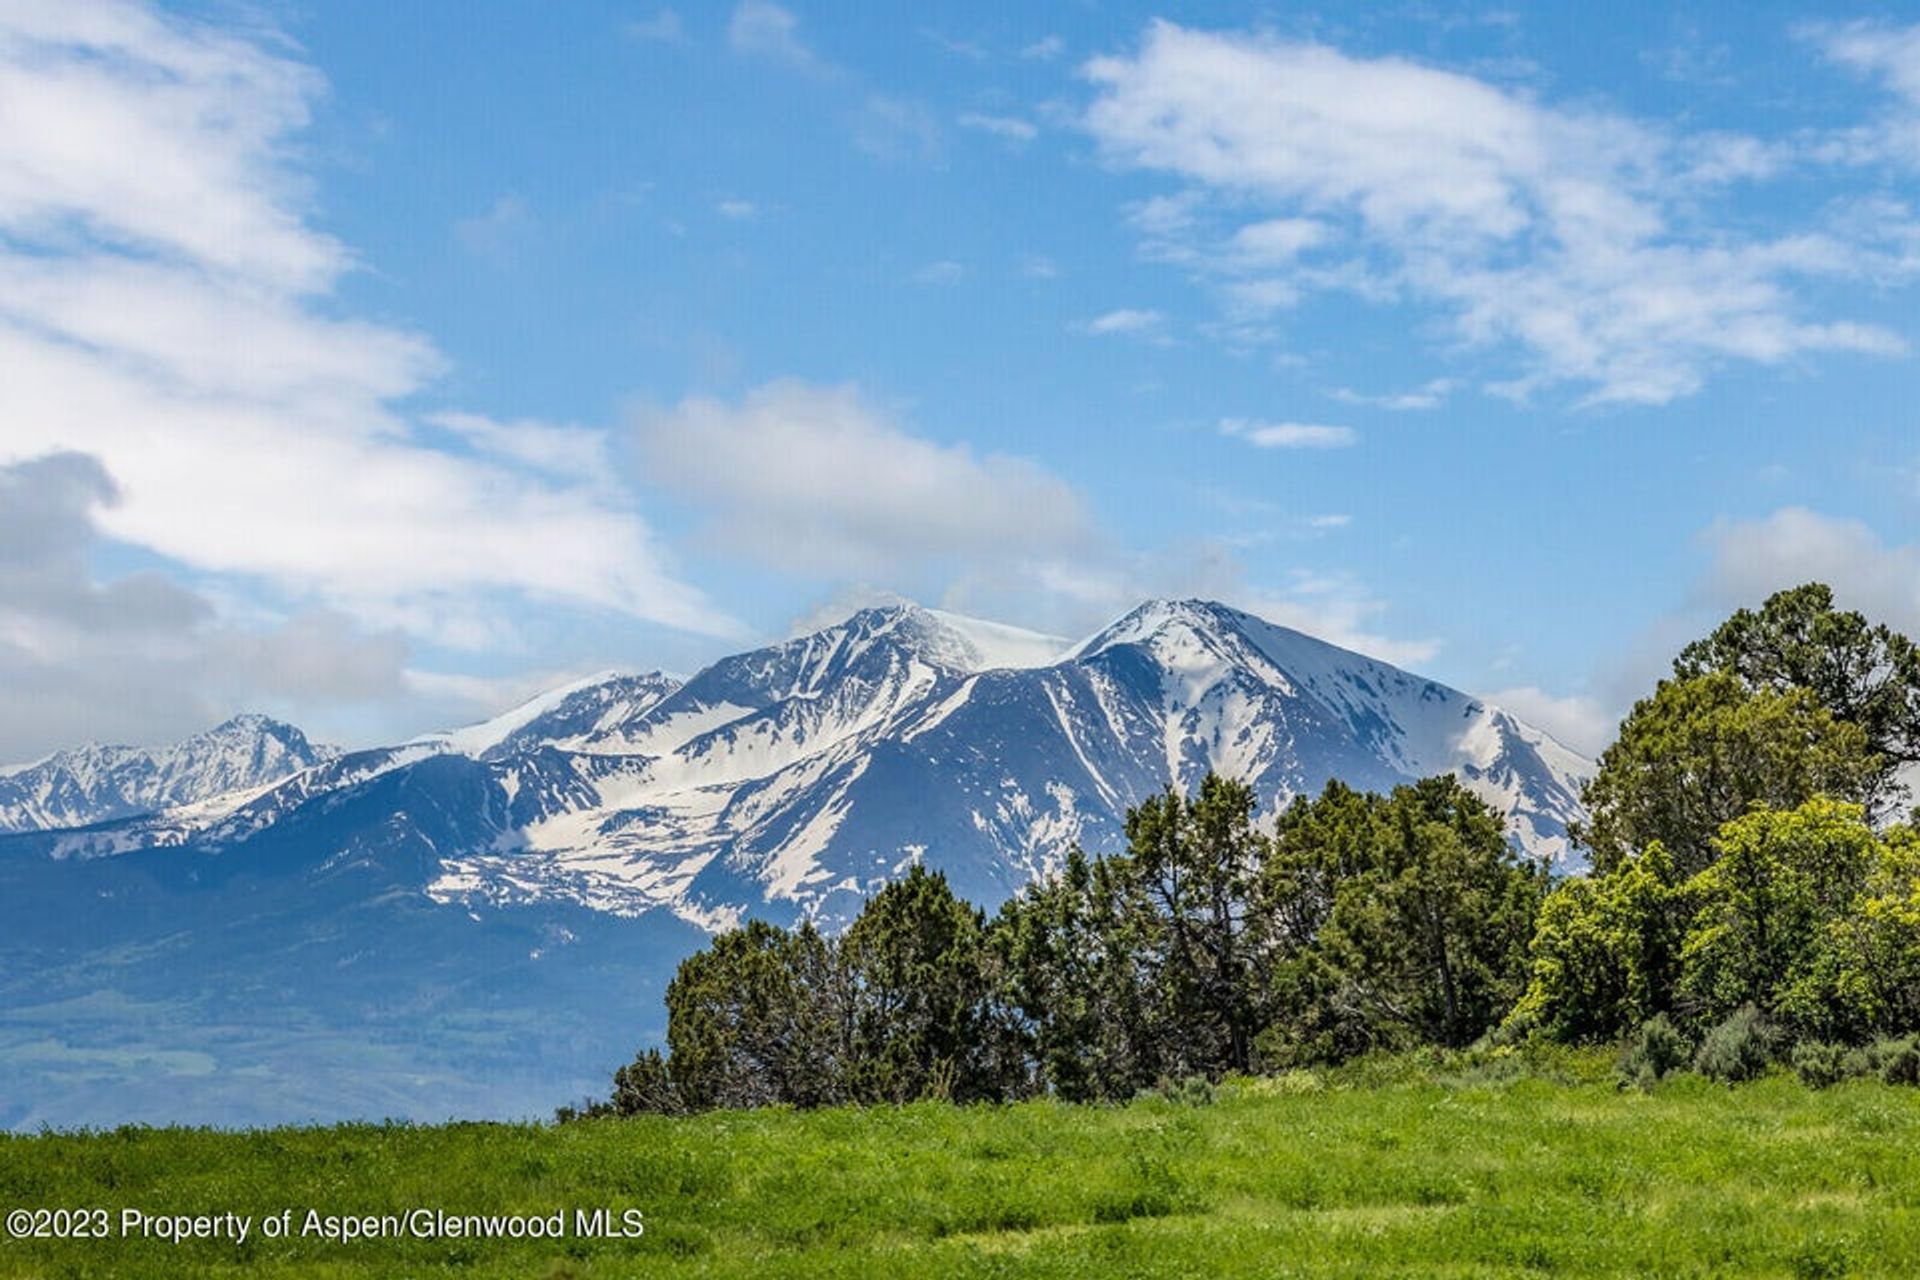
[716,198,758,220]
[1085,307,1165,335]
[1329,378,1461,411]
[854,93,941,162]
[1482,685,1616,756]
[726,1,820,71]
[632,380,1096,579]
[1021,35,1065,62]
[1020,254,1059,279]
[1700,507,1920,638]
[911,260,967,285]
[454,194,533,262]
[626,9,685,43]
[1083,21,1914,404]
[0,1,733,649]
[959,112,1038,142]
[1810,20,1920,167]
[0,452,408,760]
[1220,419,1358,449]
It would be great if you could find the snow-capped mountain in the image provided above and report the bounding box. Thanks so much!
[0,714,337,834]
[0,599,1593,1127]
[18,600,1590,918]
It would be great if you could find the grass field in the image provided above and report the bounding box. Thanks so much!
[5,1054,1920,1277]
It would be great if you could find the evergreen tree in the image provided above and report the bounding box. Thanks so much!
[1575,673,1877,877]
[1261,777,1545,1060]
[1126,773,1269,1074]
[1674,582,1920,814]
[661,920,846,1111]
[841,865,1000,1103]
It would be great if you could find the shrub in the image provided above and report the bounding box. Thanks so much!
[1869,1035,1920,1085]
[1146,1074,1215,1107]
[1790,1041,1850,1089]
[1619,1014,1691,1086]
[1693,1005,1778,1084]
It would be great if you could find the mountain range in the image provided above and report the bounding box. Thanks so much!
[0,599,1592,1128]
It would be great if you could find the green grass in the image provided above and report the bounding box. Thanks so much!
[5,1055,1920,1277]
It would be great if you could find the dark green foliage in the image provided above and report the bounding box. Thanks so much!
[599,772,1551,1114]
[841,865,1003,1103]
[1261,777,1546,1063]
[1693,1005,1779,1083]
[661,920,845,1111]
[1790,1041,1849,1089]
[1619,1014,1691,1086]
[1576,673,1878,878]
[992,848,1169,1101]
[1869,1035,1920,1085]
[1126,774,1269,1074]
[1674,582,1920,814]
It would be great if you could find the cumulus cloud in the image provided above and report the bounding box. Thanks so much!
[1482,685,1617,757]
[0,0,732,650]
[1699,507,1920,637]
[1219,419,1357,449]
[632,380,1097,579]
[1083,21,1915,404]
[0,452,408,760]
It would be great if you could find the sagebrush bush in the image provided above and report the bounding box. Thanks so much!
[1693,1005,1778,1084]
[1869,1035,1920,1086]
[1791,1040,1851,1089]
[1619,1014,1692,1087]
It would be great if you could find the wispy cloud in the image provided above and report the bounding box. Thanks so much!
[454,194,534,262]
[1084,307,1165,336]
[727,1,821,72]
[1220,419,1358,449]
[1329,378,1460,411]
[911,260,967,285]
[959,112,1038,143]
[625,9,685,44]
[1807,20,1920,167]
[1084,21,1917,405]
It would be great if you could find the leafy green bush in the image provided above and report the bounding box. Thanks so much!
[1145,1074,1215,1107]
[1869,1035,1920,1085]
[1619,1014,1692,1086]
[1693,1005,1778,1083]
[1791,1041,1851,1089]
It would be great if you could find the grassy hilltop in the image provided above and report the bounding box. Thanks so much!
[5,1054,1920,1279]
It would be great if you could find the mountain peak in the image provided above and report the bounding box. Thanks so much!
[1068,598,1251,660]
[800,602,1067,673]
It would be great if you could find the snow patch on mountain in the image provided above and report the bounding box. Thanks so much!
[0,715,337,834]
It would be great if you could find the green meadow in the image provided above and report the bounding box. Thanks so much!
[5,1054,1920,1278]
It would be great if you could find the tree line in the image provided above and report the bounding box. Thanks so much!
[574,583,1920,1116]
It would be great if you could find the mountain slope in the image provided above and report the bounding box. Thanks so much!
[0,714,337,834]
[0,599,1593,1127]
[404,600,1591,927]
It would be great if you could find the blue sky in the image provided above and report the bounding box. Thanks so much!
[1,0,1917,759]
